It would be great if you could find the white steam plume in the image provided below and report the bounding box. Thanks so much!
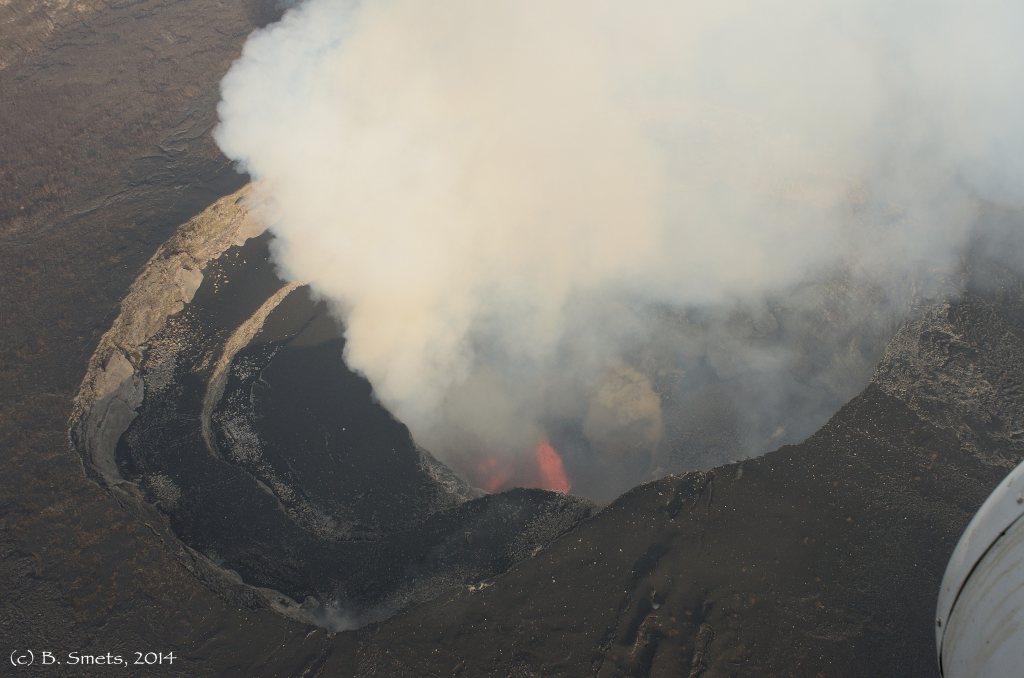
[216,0,1024,497]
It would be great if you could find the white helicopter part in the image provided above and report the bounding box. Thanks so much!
[936,459,1024,678]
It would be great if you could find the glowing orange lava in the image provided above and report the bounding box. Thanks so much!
[535,441,571,493]
[478,456,512,493]
[474,442,571,494]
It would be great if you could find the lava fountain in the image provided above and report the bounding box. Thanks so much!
[474,441,571,494]
[534,441,570,493]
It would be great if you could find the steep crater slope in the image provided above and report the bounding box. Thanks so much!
[70,188,594,626]
[302,249,1024,677]
[71,182,1024,638]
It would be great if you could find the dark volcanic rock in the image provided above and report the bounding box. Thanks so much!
[111,230,594,622]
[304,262,1024,677]
[0,0,327,676]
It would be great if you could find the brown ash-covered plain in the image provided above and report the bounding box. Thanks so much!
[2,0,1024,676]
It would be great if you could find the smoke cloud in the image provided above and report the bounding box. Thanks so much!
[216,0,1024,499]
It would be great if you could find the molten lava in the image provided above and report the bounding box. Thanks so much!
[473,441,571,494]
[535,441,571,493]
[478,456,512,493]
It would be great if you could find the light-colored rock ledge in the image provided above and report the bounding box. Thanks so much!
[69,183,268,485]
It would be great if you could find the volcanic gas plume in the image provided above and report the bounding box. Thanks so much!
[215,0,1024,498]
